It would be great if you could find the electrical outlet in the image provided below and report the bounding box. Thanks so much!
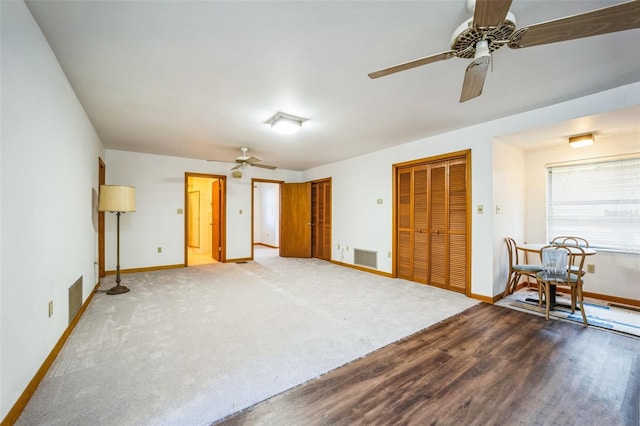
[177,208,184,214]
[587,264,595,273]
[48,301,53,318]
[157,247,162,253]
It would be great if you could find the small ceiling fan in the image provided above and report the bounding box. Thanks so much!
[229,147,277,171]
[368,0,640,102]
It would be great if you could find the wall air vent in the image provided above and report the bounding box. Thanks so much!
[354,249,377,269]
[68,276,83,323]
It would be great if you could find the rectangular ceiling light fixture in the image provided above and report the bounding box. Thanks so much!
[266,112,307,135]
[569,133,594,148]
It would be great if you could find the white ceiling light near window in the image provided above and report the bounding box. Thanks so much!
[569,133,594,148]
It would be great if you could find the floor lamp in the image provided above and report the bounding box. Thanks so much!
[98,185,136,295]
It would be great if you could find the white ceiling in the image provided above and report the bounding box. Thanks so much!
[25,0,640,171]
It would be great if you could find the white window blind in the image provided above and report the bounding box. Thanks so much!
[546,156,640,253]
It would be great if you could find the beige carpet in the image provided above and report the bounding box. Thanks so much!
[16,247,478,425]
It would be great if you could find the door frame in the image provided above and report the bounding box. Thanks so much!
[392,149,472,293]
[184,172,227,265]
[251,178,284,260]
[98,157,106,278]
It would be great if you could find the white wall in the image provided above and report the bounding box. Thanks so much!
[3,1,638,419]
[492,140,527,296]
[104,150,299,266]
[102,89,640,303]
[523,132,640,301]
[304,83,640,299]
[253,182,279,247]
[1,1,105,419]
[303,129,494,296]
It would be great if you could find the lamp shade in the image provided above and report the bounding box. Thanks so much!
[98,185,136,212]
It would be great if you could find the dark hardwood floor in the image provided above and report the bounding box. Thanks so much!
[214,303,640,426]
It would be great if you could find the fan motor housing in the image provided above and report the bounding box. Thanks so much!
[450,13,516,59]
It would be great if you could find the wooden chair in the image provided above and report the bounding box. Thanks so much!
[551,236,589,275]
[536,245,589,326]
[551,235,589,247]
[503,237,543,298]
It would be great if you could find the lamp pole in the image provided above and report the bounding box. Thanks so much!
[98,184,135,295]
[107,211,130,295]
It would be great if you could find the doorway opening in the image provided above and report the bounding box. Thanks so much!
[252,179,281,259]
[185,173,226,266]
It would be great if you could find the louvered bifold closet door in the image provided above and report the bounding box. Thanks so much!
[448,160,467,293]
[311,180,332,261]
[312,184,318,258]
[317,183,325,258]
[413,166,429,283]
[395,152,469,294]
[428,162,447,288]
[322,183,331,260]
[397,168,413,279]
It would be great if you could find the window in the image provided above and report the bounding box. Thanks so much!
[546,155,640,253]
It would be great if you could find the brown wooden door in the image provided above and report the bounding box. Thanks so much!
[413,166,429,283]
[98,158,106,278]
[396,165,429,283]
[280,182,312,257]
[447,159,468,293]
[428,161,447,288]
[211,179,222,261]
[311,179,331,260]
[397,167,413,280]
[395,152,469,294]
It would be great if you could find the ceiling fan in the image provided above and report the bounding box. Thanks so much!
[368,0,640,102]
[228,147,277,171]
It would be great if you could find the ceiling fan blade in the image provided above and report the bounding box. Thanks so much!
[473,0,513,27]
[230,163,242,170]
[244,155,262,164]
[368,51,457,79]
[509,0,640,49]
[460,56,490,103]
[251,163,277,170]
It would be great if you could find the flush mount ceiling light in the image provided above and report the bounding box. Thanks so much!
[265,112,307,135]
[569,133,595,148]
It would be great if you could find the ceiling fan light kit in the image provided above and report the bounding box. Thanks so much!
[569,133,595,148]
[265,112,306,135]
[368,0,640,103]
